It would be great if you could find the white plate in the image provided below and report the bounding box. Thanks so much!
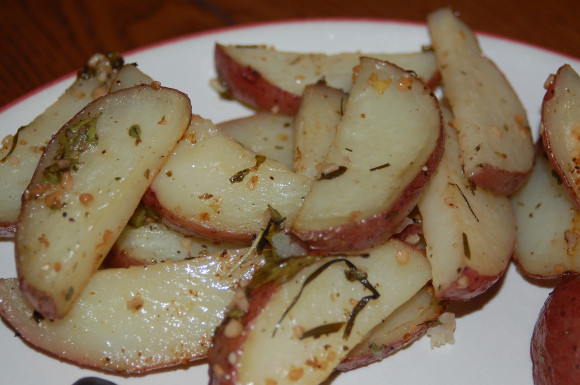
[1,19,578,385]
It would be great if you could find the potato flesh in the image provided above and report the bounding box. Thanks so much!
[16,85,192,319]
[418,108,515,299]
[292,57,441,230]
[218,112,295,169]
[148,116,311,242]
[293,83,347,179]
[0,62,154,237]
[108,220,241,267]
[232,240,432,385]
[427,8,534,194]
[0,249,264,373]
[108,64,153,92]
[218,44,439,95]
[542,64,580,208]
[511,149,580,277]
[0,73,112,231]
[338,285,445,371]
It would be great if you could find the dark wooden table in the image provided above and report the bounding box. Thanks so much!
[1,0,578,109]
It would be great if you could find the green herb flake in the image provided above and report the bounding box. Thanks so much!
[128,124,142,145]
[42,116,99,184]
[318,166,347,180]
[300,322,345,340]
[229,155,266,183]
[272,258,380,339]
[1,125,26,163]
[462,232,471,259]
[65,286,75,301]
[370,162,391,172]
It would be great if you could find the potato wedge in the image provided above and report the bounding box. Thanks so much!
[291,57,443,252]
[208,239,432,385]
[531,275,580,385]
[337,284,446,371]
[427,7,534,195]
[143,115,311,244]
[0,248,265,373]
[218,112,294,169]
[105,218,240,267]
[16,84,192,319]
[0,54,125,237]
[108,63,154,92]
[214,43,440,115]
[511,146,580,278]
[541,64,580,208]
[293,83,347,179]
[418,107,515,300]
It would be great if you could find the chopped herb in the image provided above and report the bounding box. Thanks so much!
[65,286,74,301]
[32,310,45,324]
[272,258,380,339]
[551,170,563,185]
[370,162,391,171]
[371,343,388,359]
[227,205,288,276]
[128,203,160,227]
[42,116,99,184]
[462,232,471,259]
[1,125,25,163]
[229,155,266,183]
[318,166,347,180]
[77,52,124,79]
[128,124,142,145]
[300,322,345,339]
[106,52,124,70]
[451,182,479,222]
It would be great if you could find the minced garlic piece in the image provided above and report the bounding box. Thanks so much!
[427,312,456,348]
[367,72,392,95]
[395,249,410,265]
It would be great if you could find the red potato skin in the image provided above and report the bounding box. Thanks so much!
[214,44,441,117]
[208,280,279,385]
[531,274,580,385]
[541,69,580,211]
[336,327,431,372]
[290,115,445,254]
[336,291,446,372]
[468,164,533,197]
[141,188,254,245]
[214,44,301,116]
[425,70,442,92]
[102,247,145,268]
[436,265,505,301]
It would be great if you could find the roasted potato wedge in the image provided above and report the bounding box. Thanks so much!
[0,54,126,237]
[16,84,192,319]
[218,112,294,169]
[541,64,580,208]
[531,275,580,385]
[337,285,447,371]
[511,147,580,278]
[105,217,240,267]
[293,83,347,179]
[291,57,443,252]
[418,107,516,300]
[0,248,264,373]
[143,115,311,244]
[208,239,432,385]
[427,7,534,195]
[214,43,440,115]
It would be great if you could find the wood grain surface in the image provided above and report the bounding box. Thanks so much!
[0,0,578,109]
